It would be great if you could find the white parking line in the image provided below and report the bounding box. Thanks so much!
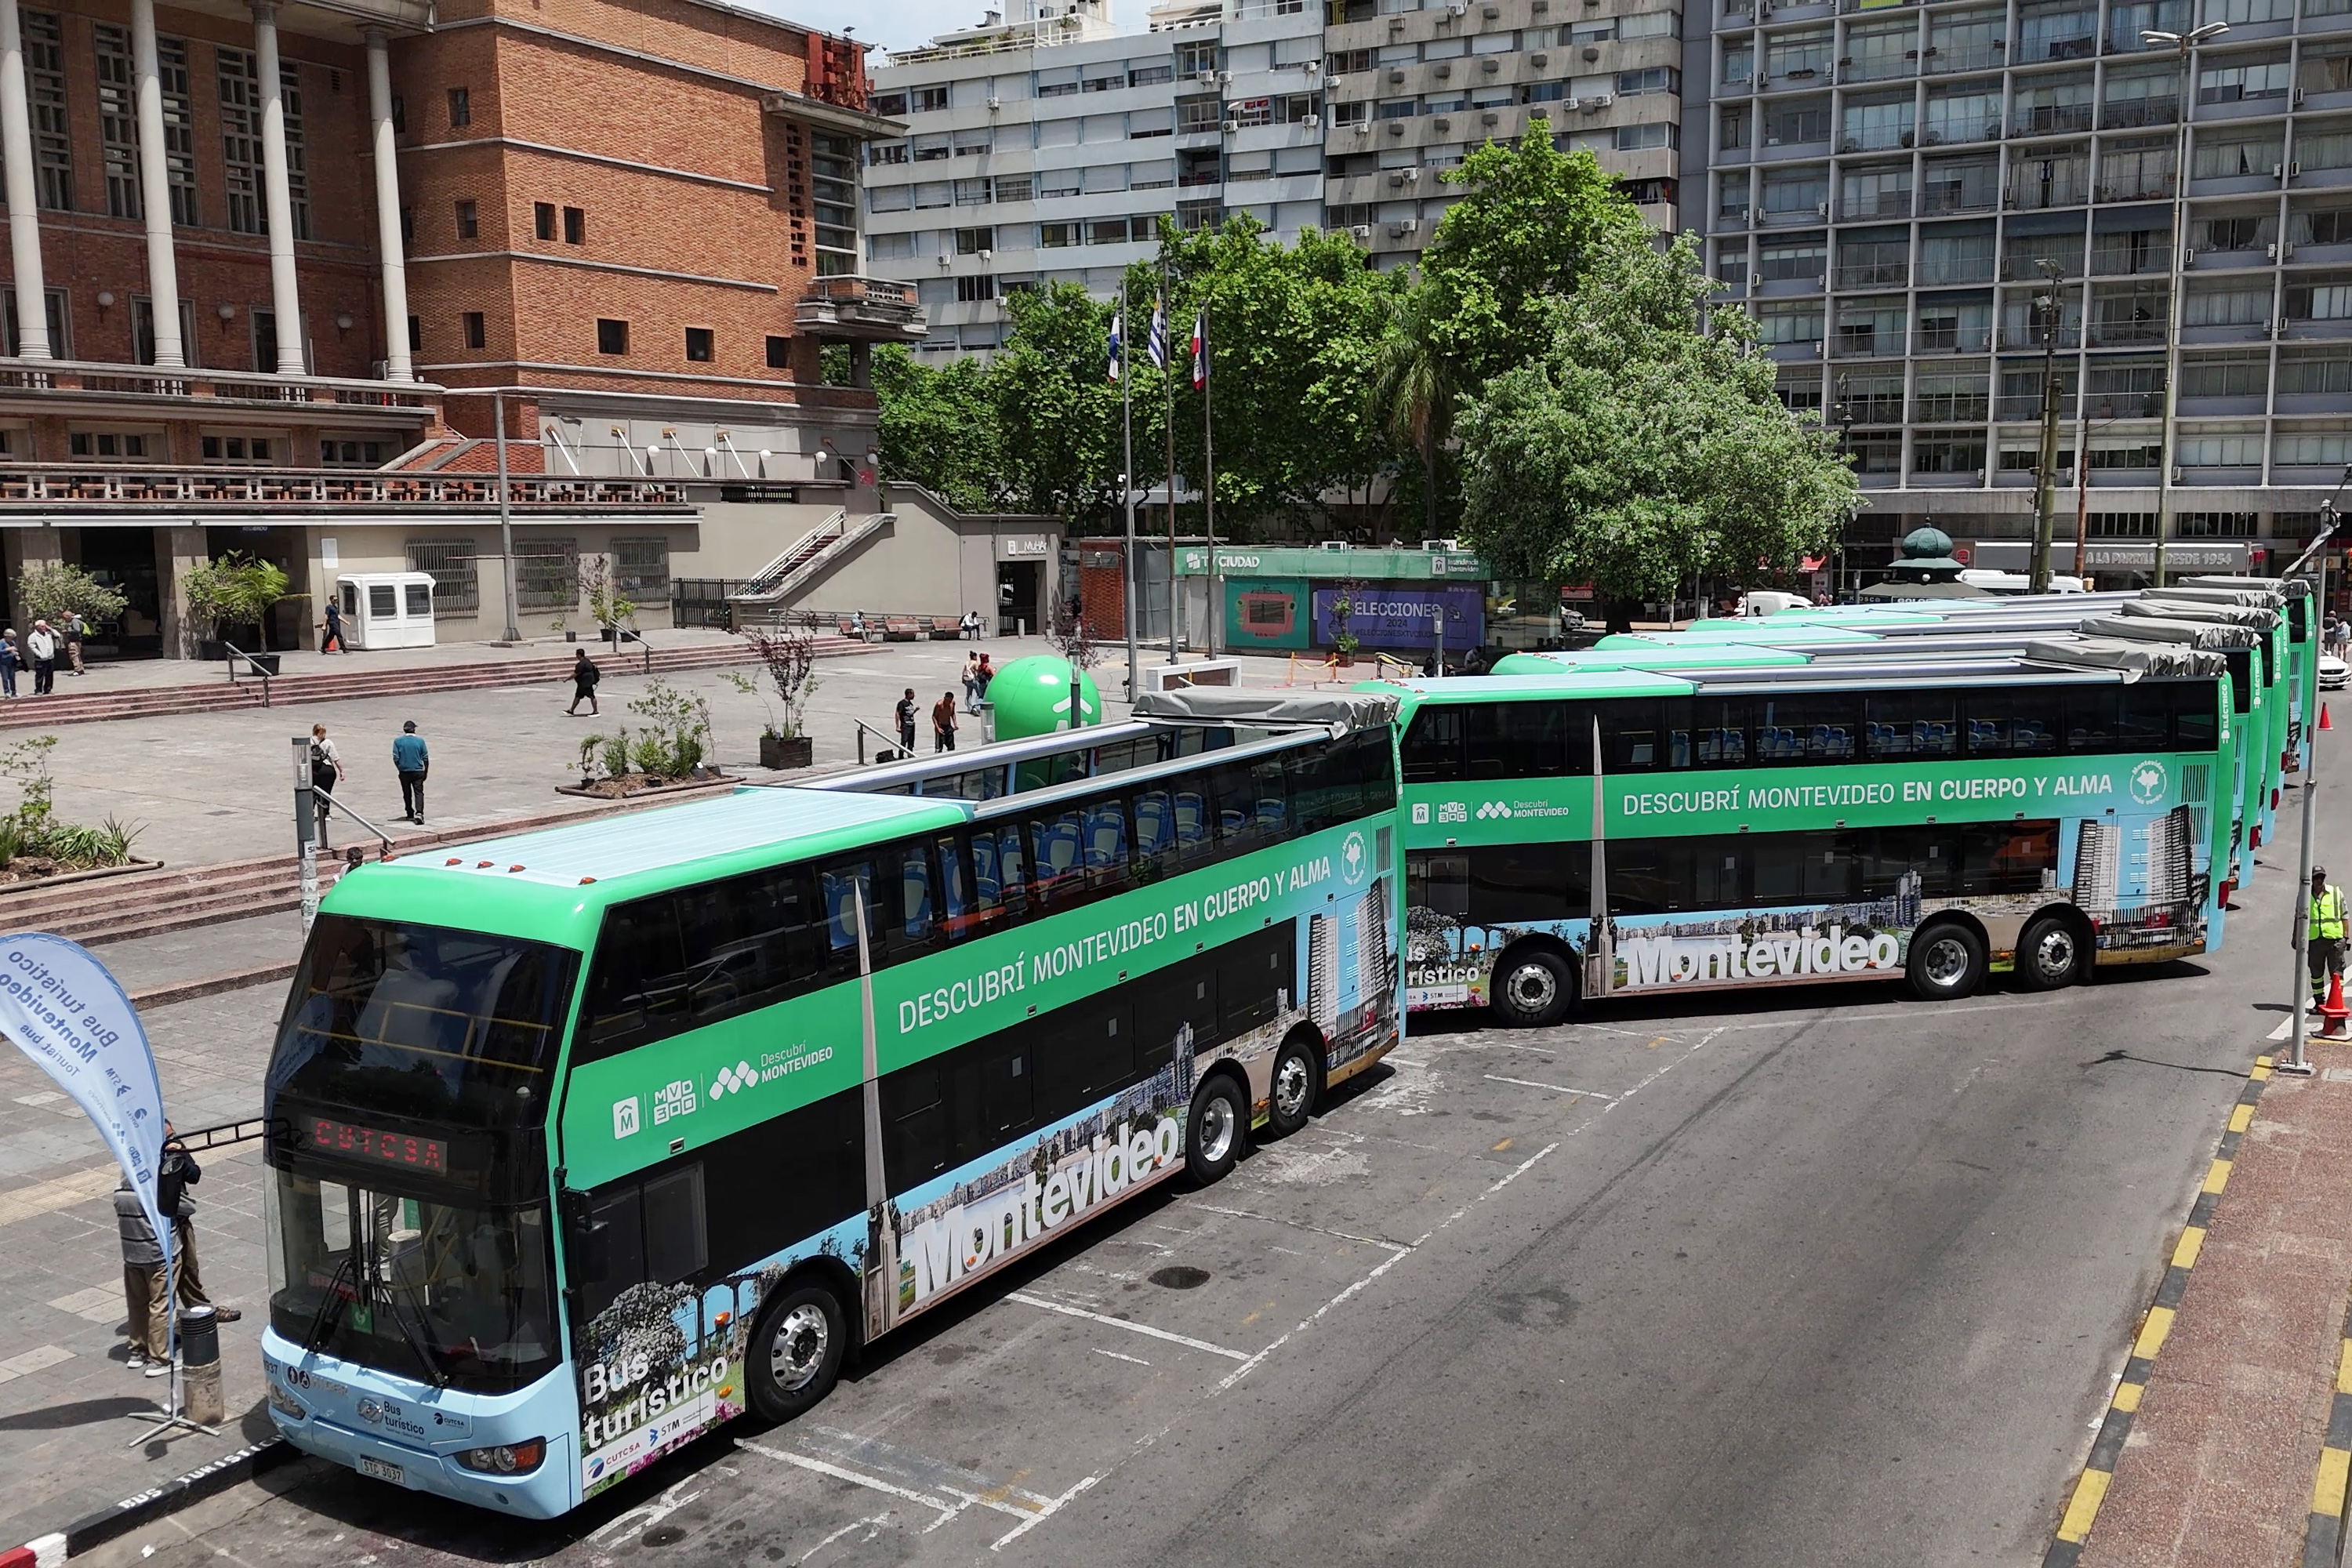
[1483,1074,1619,1100]
[1091,1347,1152,1367]
[1007,1291,1252,1360]
[989,1474,1101,1551]
[1479,1040,1559,1056]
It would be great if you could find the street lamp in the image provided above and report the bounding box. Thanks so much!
[2144,20,2229,590]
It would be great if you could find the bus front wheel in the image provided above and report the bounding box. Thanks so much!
[746,1282,845,1424]
[1267,1035,1319,1138]
[1187,1074,1247,1184]
[1492,946,1575,1029]
[1907,923,1987,1002]
[2016,916,2085,992]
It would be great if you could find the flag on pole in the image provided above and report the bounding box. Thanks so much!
[1147,297,1168,370]
[1106,309,1123,382]
[1191,310,1207,390]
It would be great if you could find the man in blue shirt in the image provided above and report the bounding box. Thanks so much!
[392,720,429,824]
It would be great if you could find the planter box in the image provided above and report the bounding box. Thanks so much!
[760,734,815,770]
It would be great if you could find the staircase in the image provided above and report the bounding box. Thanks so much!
[0,636,875,730]
[728,512,891,611]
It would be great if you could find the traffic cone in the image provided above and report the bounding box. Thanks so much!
[2323,971,2350,1040]
[2324,705,2335,733]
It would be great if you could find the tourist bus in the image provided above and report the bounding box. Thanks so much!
[2180,575,2318,776]
[1378,648,2234,1027]
[257,691,1401,1516]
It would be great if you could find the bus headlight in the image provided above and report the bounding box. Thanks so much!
[266,1382,306,1421]
[455,1439,546,1475]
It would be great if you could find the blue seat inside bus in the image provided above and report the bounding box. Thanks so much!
[900,858,931,938]
[1033,816,1082,887]
[971,834,1003,903]
[1173,791,1208,848]
[1083,804,1128,873]
[1134,792,1174,857]
[824,875,859,951]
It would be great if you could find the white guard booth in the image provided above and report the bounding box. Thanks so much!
[336,572,438,649]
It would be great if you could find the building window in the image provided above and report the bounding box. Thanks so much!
[597,318,629,355]
[563,205,584,245]
[198,434,275,463]
[68,431,150,459]
[93,26,141,220]
[514,539,579,612]
[448,86,470,127]
[612,537,671,604]
[132,297,197,366]
[321,438,387,467]
[25,12,69,212]
[463,312,485,349]
[953,226,992,255]
[535,202,556,241]
[219,50,298,237]
[407,314,421,351]
[956,274,996,303]
[1178,40,1217,75]
[909,85,948,113]
[151,38,198,226]
[455,199,477,239]
[684,326,713,361]
[4,286,71,357]
[811,131,861,278]
[766,334,790,369]
[407,539,480,614]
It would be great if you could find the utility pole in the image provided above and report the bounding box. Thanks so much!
[2286,514,2337,1075]
[292,736,318,931]
[2030,259,2064,592]
[2146,21,2229,590]
[493,389,521,643]
[1118,278,1138,700]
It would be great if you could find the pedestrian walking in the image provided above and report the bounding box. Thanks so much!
[962,652,983,715]
[392,720,430,824]
[894,687,917,755]
[975,652,994,700]
[308,723,344,848]
[0,629,20,699]
[932,690,958,752]
[2314,866,2349,1004]
[64,611,85,674]
[320,597,344,654]
[160,1122,238,1322]
[26,620,56,695]
[567,648,601,715]
[115,1180,171,1375]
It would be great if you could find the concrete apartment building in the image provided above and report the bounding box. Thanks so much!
[1700,0,2352,581]
[0,0,917,655]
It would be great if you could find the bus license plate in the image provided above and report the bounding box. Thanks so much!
[358,1455,404,1486]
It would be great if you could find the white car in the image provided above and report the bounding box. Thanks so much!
[2322,652,2348,691]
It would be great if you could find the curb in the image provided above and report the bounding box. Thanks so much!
[2299,1299,2352,1567]
[2041,1054,2275,1568]
[0,1438,296,1563]
[128,963,299,1010]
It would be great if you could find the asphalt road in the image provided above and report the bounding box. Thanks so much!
[92,770,2328,1568]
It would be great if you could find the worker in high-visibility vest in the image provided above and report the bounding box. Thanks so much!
[2312,866,2348,1002]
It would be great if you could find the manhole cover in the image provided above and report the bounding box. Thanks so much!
[1149,1265,1211,1290]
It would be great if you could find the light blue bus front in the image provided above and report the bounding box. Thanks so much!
[259,1327,577,1517]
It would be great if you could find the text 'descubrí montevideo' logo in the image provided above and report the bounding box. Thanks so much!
[2130,758,2169,806]
[1475,800,1514,821]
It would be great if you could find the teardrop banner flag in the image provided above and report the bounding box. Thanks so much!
[0,931,171,1265]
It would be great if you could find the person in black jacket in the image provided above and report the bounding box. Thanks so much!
[568,648,601,715]
[160,1122,238,1322]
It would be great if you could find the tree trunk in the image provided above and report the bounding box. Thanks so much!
[1424,436,1439,543]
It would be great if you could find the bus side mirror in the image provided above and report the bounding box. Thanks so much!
[561,1193,612,1283]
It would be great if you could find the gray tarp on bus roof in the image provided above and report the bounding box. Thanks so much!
[2183,575,2316,600]
[2024,637,2230,677]
[2142,584,2285,610]
[2078,615,2265,650]
[2119,597,2280,630]
[1131,688,1400,731]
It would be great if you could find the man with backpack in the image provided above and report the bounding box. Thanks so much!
[308,723,344,848]
[567,648,601,715]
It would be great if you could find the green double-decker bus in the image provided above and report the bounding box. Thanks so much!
[257,691,1401,1516]
[1382,644,2234,1026]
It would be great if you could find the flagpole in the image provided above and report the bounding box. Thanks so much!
[1120,278,1138,701]
[1202,303,1218,656]
[1161,270,1178,664]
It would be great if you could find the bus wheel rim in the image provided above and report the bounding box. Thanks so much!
[1273,1054,1312,1120]
[1506,961,1556,1013]
[2034,927,2075,977]
[771,1303,829,1392]
[1199,1095,1236,1163]
[1924,937,1969,985]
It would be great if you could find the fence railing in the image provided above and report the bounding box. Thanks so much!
[0,465,693,509]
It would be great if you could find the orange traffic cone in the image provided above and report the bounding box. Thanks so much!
[2323,704,2335,733]
[2323,970,2350,1039]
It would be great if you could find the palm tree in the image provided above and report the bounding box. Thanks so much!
[1366,290,1455,543]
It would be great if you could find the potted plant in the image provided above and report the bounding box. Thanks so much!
[180,554,289,664]
[1329,580,1363,668]
[583,556,637,648]
[729,625,819,770]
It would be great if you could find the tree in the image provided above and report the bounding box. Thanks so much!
[17,561,129,630]
[1456,229,1861,622]
[869,345,1004,513]
[1418,114,1650,388]
[177,552,289,654]
[989,283,1125,525]
[1366,289,1457,543]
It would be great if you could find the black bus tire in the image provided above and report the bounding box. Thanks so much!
[2016,916,2085,992]
[746,1281,845,1424]
[1492,946,1575,1029]
[1186,1073,1247,1185]
[1907,922,1987,1002]
[1267,1034,1319,1138]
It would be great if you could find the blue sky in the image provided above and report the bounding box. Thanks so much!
[755,0,1000,54]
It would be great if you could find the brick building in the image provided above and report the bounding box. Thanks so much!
[0,0,920,655]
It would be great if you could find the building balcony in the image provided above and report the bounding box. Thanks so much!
[795,277,930,343]
[0,465,697,517]
[0,358,439,428]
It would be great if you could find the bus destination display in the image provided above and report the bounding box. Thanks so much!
[307,1116,447,1174]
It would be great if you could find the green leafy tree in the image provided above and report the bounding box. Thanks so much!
[17,561,129,630]
[870,345,1004,513]
[1366,288,1457,543]
[989,283,1124,524]
[1457,229,1861,623]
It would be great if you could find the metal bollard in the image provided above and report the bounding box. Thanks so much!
[179,1304,225,1426]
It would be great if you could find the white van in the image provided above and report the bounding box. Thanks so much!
[1739,590,1812,617]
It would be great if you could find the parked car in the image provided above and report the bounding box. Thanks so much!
[2321,652,2348,691]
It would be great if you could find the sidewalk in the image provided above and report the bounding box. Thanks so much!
[2061,1031,2352,1568]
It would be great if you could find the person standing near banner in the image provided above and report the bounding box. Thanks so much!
[159,1122,239,1323]
[115,1180,172,1375]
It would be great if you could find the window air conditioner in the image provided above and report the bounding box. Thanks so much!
[2171,466,2185,483]
[1531,52,1548,65]
[1218,71,1233,85]
[1390,170,1407,186]
[1305,59,1320,74]
[2277,315,2292,334]
[1436,61,1453,76]
[1588,92,1612,107]
[2290,162,2300,176]
[1755,72,1769,88]
[2273,163,2285,178]
[2266,242,2278,260]
[938,253,952,266]
[1483,110,1501,123]
[1815,199,1829,216]
[1318,540,1352,551]
[1583,45,1602,60]
[1448,1,1470,15]
[986,96,1001,110]
[1563,95,1580,109]
[1390,217,1420,234]
[1483,2,1501,14]
[1405,166,1420,181]
[1483,56,1501,71]
[1199,70,1218,84]
[1435,115,1452,130]
[1221,118,1240,132]
[1389,120,1406,133]
[1922,130,1942,145]
[1304,114,1321,129]
[2183,246,2195,267]
[1389,67,1406,82]
[1350,224,1373,240]
[1353,120,1374,133]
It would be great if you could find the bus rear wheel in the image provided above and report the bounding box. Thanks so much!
[1186,1074,1247,1185]
[746,1282,845,1425]
[1492,946,1575,1029]
[1907,922,1987,1002]
[2016,916,2085,992]
[1267,1035,1319,1138]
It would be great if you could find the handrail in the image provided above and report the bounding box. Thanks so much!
[221,641,273,707]
[855,717,906,765]
[312,785,396,858]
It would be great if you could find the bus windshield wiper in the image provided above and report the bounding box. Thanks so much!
[377,1283,449,1390]
[299,1254,357,1353]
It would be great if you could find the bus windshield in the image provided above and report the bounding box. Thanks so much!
[270,915,578,1130]
[265,1170,557,1393]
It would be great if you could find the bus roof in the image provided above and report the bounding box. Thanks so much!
[322,786,968,946]
[1491,645,1811,674]
[1363,670,1698,705]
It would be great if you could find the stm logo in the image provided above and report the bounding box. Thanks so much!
[710,1060,759,1097]
[1475,800,1514,821]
